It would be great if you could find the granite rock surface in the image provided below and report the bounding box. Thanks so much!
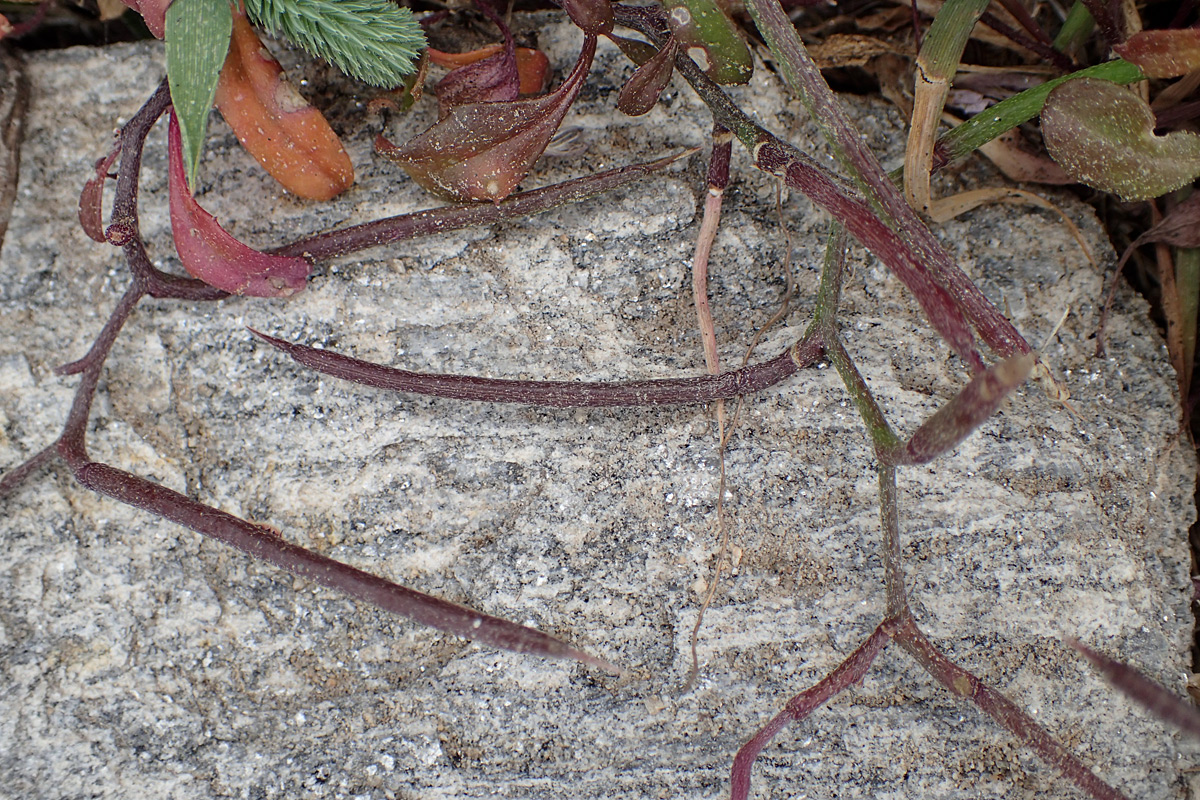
[0,22,1195,800]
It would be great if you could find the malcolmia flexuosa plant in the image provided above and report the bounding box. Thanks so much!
[2,0,1197,797]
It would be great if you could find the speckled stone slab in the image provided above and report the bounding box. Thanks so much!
[0,21,1194,800]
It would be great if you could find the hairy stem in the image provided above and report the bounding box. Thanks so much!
[729,622,895,800]
[895,618,1128,800]
[252,329,820,407]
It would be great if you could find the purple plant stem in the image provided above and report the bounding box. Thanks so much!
[271,152,695,262]
[886,352,1033,466]
[981,5,1075,71]
[251,329,823,407]
[729,622,894,800]
[738,0,989,312]
[92,79,228,304]
[989,0,1058,50]
[1072,640,1200,738]
[37,285,614,671]
[615,4,1033,365]
[1077,0,1123,45]
[0,79,619,672]
[822,333,899,449]
[896,618,1129,800]
[55,284,145,465]
[0,443,54,497]
[3,0,51,39]
[668,53,987,369]
[75,461,614,671]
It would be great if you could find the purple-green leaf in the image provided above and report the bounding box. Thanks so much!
[617,37,677,116]
[664,0,752,85]
[379,35,597,202]
[1042,78,1200,201]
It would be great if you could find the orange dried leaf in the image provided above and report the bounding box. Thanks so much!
[214,12,354,201]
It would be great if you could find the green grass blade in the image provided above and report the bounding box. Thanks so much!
[1053,2,1095,54]
[165,0,232,190]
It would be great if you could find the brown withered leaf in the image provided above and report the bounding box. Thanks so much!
[808,34,901,69]
[1130,191,1200,249]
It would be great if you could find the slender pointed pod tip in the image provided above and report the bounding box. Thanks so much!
[577,649,623,676]
[894,352,1032,465]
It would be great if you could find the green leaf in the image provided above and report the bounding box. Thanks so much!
[165,0,233,192]
[242,0,426,88]
[663,0,752,85]
[1042,77,1200,202]
[934,59,1144,167]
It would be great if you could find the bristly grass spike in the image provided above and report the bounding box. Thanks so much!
[242,0,427,88]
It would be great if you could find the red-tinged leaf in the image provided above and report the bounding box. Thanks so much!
[1043,78,1200,201]
[120,0,168,37]
[1071,641,1200,738]
[618,37,677,116]
[79,147,120,243]
[435,2,518,115]
[429,45,550,97]
[1114,29,1200,79]
[380,35,597,202]
[889,352,1033,465]
[562,0,613,35]
[435,45,519,116]
[167,112,310,297]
